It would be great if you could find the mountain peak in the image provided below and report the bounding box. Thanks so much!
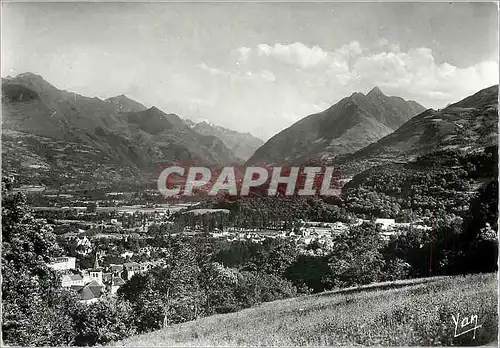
[105,94,147,112]
[4,72,60,96]
[147,106,162,113]
[16,72,44,80]
[7,72,52,86]
[105,94,129,102]
[367,86,385,98]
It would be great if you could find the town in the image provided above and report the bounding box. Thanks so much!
[35,185,432,304]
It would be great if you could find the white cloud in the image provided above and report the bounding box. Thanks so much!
[375,38,400,53]
[197,62,230,77]
[235,46,251,63]
[376,38,389,47]
[198,61,276,84]
[247,42,331,69]
[351,45,498,104]
[191,41,498,139]
[260,70,276,82]
[336,40,363,57]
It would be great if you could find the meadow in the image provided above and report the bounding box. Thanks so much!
[114,273,497,347]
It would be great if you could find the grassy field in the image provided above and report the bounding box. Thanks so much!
[114,273,497,346]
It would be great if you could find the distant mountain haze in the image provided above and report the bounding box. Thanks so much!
[247,87,426,165]
[186,120,264,161]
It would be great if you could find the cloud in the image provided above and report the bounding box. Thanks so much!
[351,46,498,104]
[375,38,400,52]
[233,40,497,106]
[197,62,231,77]
[260,70,276,82]
[238,42,331,70]
[190,40,497,139]
[235,46,251,62]
[197,61,276,84]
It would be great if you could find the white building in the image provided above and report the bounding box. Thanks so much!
[120,251,134,258]
[123,262,145,280]
[111,277,126,295]
[48,257,76,271]
[61,274,84,287]
[375,218,396,231]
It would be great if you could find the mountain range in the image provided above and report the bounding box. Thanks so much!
[1,73,239,187]
[352,85,498,159]
[247,87,426,165]
[2,72,497,190]
[335,84,499,176]
[184,119,264,161]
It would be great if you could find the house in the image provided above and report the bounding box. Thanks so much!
[120,251,134,258]
[109,264,124,276]
[102,272,113,284]
[111,277,126,295]
[375,218,396,231]
[331,221,348,232]
[122,262,145,280]
[71,280,104,304]
[48,256,76,271]
[61,274,84,288]
[72,235,92,255]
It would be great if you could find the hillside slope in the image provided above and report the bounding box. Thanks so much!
[105,94,148,113]
[1,73,238,187]
[247,87,425,165]
[337,85,498,175]
[115,273,497,347]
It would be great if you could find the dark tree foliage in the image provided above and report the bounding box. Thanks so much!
[2,176,140,346]
[117,237,299,334]
[458,179,498,273]
[2,176,76,346]
[284,255,332,293]
[326,222,386,287]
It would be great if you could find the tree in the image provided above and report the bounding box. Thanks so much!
[458,179,498,273]
[86,202,97,213]
[2,176,77,345]
[72,296,136,346]
[285,254,332,293]
[326,222,385,288]
[118,238,206,333]
[200,262,240,315]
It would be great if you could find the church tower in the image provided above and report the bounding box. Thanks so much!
[89,250,103,286]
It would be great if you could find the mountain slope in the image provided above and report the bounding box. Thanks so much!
[1,73,238,187]
[115,274,497,346]
[340,85,498,171]
[105,94,148,112]
[188,121,264,161]
[118,108,239,166]
[336,85,498,221]
[247,87,425,165]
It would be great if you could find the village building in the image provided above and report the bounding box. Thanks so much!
[61,274,84,288]
[111,277,126,295]
[47,256,76,271]
[375,218,396,231]
[122,262,146,280]
[109,264,124,276]
[71,280,104,304]
[87,253,103,286]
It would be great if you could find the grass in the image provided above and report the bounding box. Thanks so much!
[114,273,497,346]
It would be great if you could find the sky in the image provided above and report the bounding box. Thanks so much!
[2,2,498,140]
